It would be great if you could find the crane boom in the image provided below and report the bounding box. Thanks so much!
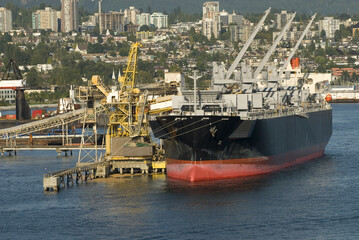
[119,42,142,94]
[253,12,296,79]
[279,13,316,73]
[225,8,271,80]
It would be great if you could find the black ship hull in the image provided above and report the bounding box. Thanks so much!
[150,109,332,181]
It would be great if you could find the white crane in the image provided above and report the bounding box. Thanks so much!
[253,12,296,79]
[279,13,317,73]
[225,8,271,81]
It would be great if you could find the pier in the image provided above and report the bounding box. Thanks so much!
[43,159,166,191]
[43,162,110,191]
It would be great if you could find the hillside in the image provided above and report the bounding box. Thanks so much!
[0,0,358,15]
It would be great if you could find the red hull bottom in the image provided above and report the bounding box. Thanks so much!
[167,149,325,182]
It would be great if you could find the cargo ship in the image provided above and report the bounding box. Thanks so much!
[149,10,332,181]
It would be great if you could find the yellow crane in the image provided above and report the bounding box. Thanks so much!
[104,42,150,157]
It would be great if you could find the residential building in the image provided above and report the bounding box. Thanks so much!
[150,12,168,29]
[0,7,12,32]
[202,1,220,39]
[219,10,229,26]
[319,17,340,39]
[61,0,79,32]
[240,23,253,42]
[275,10,294,29]
[203,1,219,20]
[229,22,253,42]
[229,25,240,42]
[82,15,97,30]
[273,29,303,42]
[100,11,125,33]
[126,24,139,33]
[229,12,244,26]
[124,6,140,25]
[32,7,59,32]
[137,13,150,27]
[202,18,220,39]
[0,89,16,104]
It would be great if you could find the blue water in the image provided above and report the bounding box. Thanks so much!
[1,104,359,239]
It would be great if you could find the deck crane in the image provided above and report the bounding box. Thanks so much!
[225,8,271,81]
[253,12,296,80]
[278,13,317,74]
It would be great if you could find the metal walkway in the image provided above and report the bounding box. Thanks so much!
[0,105,105,138]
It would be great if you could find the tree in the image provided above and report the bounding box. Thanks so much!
[87,43,105,54]
[97,35,103,44]
[139,25,150,32]
[320,29,327,40]
[138,70,153,84]
[347,57,356,66]
[26,68,42,88]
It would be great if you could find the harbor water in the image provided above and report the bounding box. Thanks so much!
[1,104,359,239]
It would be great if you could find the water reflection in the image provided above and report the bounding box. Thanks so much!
[165,175,271,194]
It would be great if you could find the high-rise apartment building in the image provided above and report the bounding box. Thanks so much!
[202,1,220,39]
[61,0,79,32]
[100,11,125,33]
[137,13,150,27]
[319,17,340,39]
[32,7,59,32]
[229,11,244,26]
[0,7,12,32]
[124,6,140,25]
[203,1,219,20]
[275,10,294,29]
[219,10,229,26]
[150,12,168,29]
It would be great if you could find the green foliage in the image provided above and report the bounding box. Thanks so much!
[98,35,103,44]
[138,70,154,84]
[26,90,68,104]
[334,25,351,42]
[169,65,182,72]
[0,99,10,106]
[26,68,42,88]
[139,25,156,32]
[188,27,208,44]
[218,31,230,41]
[87,43,105,54]
[127,33,136,42]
